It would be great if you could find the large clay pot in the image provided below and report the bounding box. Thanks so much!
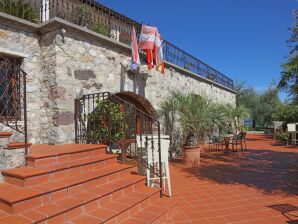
[183,145,200,166]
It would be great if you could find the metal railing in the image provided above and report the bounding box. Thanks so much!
[163,41,234,89]
[0,0,234,89]
[74,92,163,195]
[0,56,28,156]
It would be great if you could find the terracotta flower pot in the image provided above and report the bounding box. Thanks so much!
[183,145,200,166]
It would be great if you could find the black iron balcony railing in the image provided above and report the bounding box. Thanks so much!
[163,41,234,89]
[0,0,234,90]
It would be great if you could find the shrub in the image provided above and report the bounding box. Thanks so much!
[276,131,290,142]
[273,104,298,124]
[0,0,39,23]
[91,21,108,36]
[70,4,92,28]
[87,100,127,144]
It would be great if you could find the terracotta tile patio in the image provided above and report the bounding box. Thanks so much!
[167,134,298,224]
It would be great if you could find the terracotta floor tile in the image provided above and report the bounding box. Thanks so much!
[20,209,47,223]
[71,214,102,224]
[0,215,32,224]
[103,202,128,213]
[54,197,81,209]
[88,207,117,221]
[132,211,160,222]
[167,134,298,224]
[184,212,203,220]
[122,218,150,224]
[34,204,65,218]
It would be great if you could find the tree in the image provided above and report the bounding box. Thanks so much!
[278,55,298,103]
[158,93,180,159]
[273,104,298,124]
[235,83,281,128]
[278,10,298,103]
[224,104,249,133]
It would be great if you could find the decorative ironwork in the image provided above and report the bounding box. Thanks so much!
[74,92,163,195]
[0,56,28,155]
[0,0,234,90]
[163,40,234,89]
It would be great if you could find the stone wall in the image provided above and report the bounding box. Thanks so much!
[0,21,45,144]
[0,16,236,145]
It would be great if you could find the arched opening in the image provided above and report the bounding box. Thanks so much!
[114,91,157,135]
[114,91,157,118]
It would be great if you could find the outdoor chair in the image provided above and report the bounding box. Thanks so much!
[208,134,222,151]
[230,132,247,155]
[286,123,298,146]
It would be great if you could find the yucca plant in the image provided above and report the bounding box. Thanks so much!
[158,92,180,159]
[0,0,39,23]
[224,104,250,133]
[159,91,230,148]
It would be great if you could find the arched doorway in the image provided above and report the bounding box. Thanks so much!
[114,91,157,135]
[114,92,156,117]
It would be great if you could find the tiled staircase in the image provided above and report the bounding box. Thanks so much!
[0,131,32,149]
[0,144,177,224]
[0,131,32,182]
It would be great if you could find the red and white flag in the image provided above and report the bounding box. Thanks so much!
[155,31,164,74]
[139,25,164,73]
[131,25,140,70]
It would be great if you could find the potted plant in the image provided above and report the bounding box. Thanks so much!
[175,93,209,165]
[159,91,229,165]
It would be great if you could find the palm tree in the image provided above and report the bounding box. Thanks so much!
[224,104,250,133]
[158,93,180,159]
[278,55,298,104]
[159,91,236,158]
[165,92,229,145]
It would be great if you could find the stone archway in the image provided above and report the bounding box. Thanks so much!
[114,91,157,135]
[114,91,157,118]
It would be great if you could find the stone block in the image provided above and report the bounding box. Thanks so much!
[54,111,74,126]
[74,70,96,80]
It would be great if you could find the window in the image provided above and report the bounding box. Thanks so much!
[0,56,21,119]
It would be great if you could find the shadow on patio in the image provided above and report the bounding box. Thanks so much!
[176,147,298,196]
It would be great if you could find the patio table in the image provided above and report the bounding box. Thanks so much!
[223,136,231,151]
[223,134,234,152]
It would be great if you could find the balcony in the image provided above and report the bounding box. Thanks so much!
[0,0,234,90]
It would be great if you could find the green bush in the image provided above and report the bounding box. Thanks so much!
[276,131,290,142]
[87,100,127,144]
[70,4,92,27]
[273,104,298,124]
[0,0,39,23]
[91,22,108,36]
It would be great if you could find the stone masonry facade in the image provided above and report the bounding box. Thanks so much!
[0,15,236,145]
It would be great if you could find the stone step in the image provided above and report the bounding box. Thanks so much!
[0,143,175,224]
[0,174,149,224]
[0,132,13,138]
[0,164,134,214]
[120,198,178,224]
[27,144,107,167]
[7,142,32,149]
[69,187,161,224]
[2,154,118,187]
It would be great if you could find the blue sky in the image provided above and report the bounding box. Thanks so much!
[100,0,296,99]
